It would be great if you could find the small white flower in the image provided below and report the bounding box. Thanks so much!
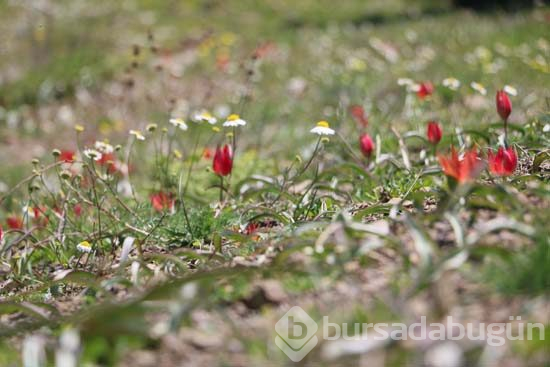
[83,149,102,161]
[408,83,421,93]
[470,82,487,95]
[503,85,518,96]
[94,141,114,154]
[310,121,335,136]
[129,130,146,141]
[223,114,247,127]
[76,241,92,253]
[442,77,461,91]
[169,118,188,131]
[22,205,36,219]
[397,78,414,86]
[192,110,217,124]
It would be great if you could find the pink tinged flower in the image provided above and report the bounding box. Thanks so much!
[417,81,434,99]
[496,90,512,121]
[359,133,375,158]
[150,192,175,212]
[426,121,442,145]
[487,147,517,176]
[252,41,276,59]
[213,144,233,176]
[438,147,484,184]
[0,225,3,242]
[59,150,76,163]
[350,105,368,127]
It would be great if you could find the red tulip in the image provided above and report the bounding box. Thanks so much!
[245,222,259,235]
[213,144,233,176]
[150,192,175,212]
[359,133,375,158]
[98,153,118,174]
[6,216,23,230]
[203,147,213,159]
[59,150,76,163]
[487,147,517,176]
[350,105,368,127]
[417,81,434,99]
[426,121,442,145]
[74,203,83,217]
[496,90,511,121]
[438,147,484,184]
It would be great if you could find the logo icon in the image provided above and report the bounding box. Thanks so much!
[275,306,318,362]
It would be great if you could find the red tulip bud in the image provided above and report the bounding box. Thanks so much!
[6,216,23,230]
[426,121,442,145]
[213,144,233,176]
[359,134,374,158]
[417,81,434,99]
[496,90,511,121]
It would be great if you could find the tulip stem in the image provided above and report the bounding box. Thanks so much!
[504,118,508,148]
[219,176,224,202]
[232,126,237,156]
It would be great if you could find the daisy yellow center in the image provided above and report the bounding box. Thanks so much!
[79,241,91,249]
[317,121,330,128]
[202,112,213,119]
[228,114,240,121]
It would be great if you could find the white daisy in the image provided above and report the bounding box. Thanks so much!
[503,85,518,96]
[192,110,217,124]
[83,149,102,161]
[442,77,461,91]
[169,118,188,131]
[470,82,487,95]
[94,141,114,154]
[310,121,335,136]
[129,130,146,141]
[76,241,92,253]
[223,114,247,127]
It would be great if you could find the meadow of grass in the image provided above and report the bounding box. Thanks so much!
[0,1,549,366]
